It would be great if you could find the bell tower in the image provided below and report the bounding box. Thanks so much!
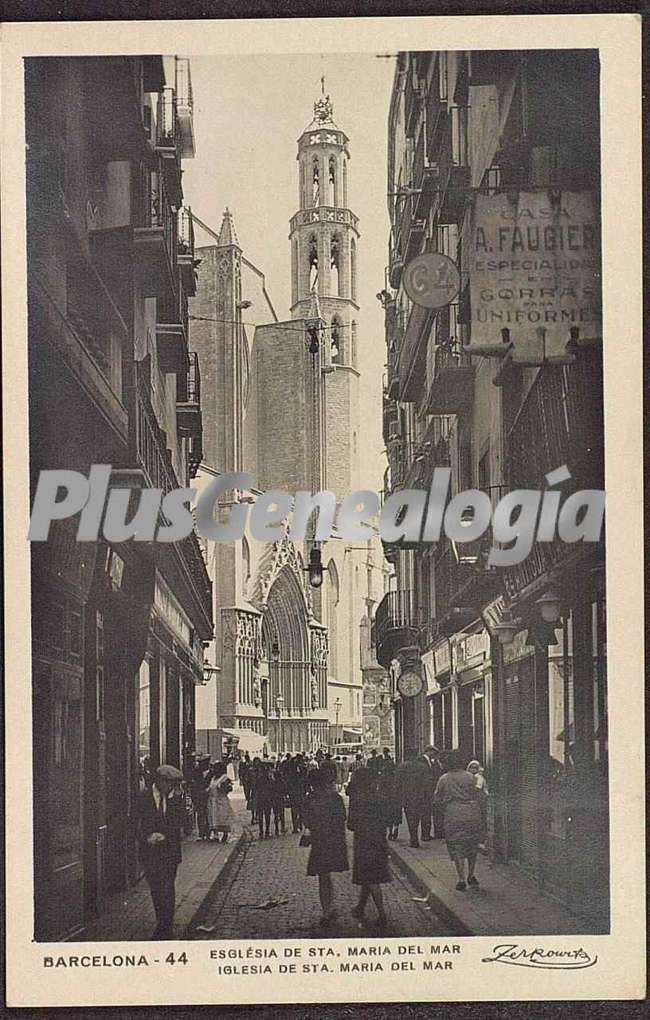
[290,83,360,498]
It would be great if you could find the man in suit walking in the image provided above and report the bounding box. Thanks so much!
[137,764,185,939]
[398,747,440,848]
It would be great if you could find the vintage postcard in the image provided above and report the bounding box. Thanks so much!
[1,12,645,1008]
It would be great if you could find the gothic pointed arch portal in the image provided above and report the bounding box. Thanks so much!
[252,541,329,753]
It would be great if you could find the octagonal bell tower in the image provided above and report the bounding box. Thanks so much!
[289,84,360,498]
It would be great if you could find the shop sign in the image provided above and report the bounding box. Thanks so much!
[502,629,534,665]
[154,576,191,646]
[433,640,452,678]
[469,190,601,359]
[454,629,490,672]
[421,650,439,694]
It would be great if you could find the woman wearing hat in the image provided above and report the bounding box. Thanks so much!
[434,750,483,891]
[207,762,235,842]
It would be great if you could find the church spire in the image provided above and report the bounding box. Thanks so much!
[217,207,240,248]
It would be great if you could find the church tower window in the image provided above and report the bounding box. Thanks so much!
[330,232,341,296]
[331,315,343,363]
[328,155,338,206]
[308,233,319,290]
[350,237,357,301]
[351,320,358,367]
[312,156,320,206]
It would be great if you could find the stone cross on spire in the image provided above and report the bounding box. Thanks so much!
[313,79,333,125]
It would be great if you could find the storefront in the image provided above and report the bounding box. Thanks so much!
[426,640,454,752]
[451,627,492,768]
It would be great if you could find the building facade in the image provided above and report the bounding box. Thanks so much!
[27,55,212,940]
[375,49,607,928]
[191,91,373,756]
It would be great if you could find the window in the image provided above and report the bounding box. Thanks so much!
[331,315,342,363]
[241,536,251,596]
[343,159,348,206]
[312,156,320,206]
[350,237,357,301]
[139,660,151,759]
[438,52,448,102]
[308,233,318,290]
[330,233,341,296]
[351,321,357,367]
[451,106,469,167]
[328,155,337,206]
[478,447,490,492]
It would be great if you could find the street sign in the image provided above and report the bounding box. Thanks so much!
[402,252,460,309]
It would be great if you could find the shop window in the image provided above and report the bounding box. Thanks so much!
[472,683,485,764]
[138,660,151,760]
[442,687,453,749]
[546,613,575,840]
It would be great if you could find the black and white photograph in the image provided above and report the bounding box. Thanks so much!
[2,12,644,1009]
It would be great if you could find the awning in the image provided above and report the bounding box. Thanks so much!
[221,727,267,754]
[341,728,362,741]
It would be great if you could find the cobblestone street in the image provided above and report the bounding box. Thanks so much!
[189,821,454,940]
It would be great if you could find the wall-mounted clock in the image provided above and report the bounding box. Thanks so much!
[397,671,423,698]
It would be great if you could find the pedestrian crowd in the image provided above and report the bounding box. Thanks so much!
[135,745,489,937]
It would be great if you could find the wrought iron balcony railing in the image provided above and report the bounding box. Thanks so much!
[503,354,604,598]
[374,589,421,668]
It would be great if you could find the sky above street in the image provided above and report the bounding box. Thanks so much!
[181,53,395,492]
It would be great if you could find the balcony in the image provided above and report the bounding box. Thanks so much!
[134,170,177,299]
[393,191,426,266]
[29,277,129,445]
[403,415,453,490]
[177,206,196,296]
[176,352,203,478]
[156,280,189,375]
[374,590,420,669]
[434,107,471,225]
[382,385,399,445]
[132,361,212,639]
[397,301,433,402]
[425,333,474,416]
[385,340,400,401]
[412,113,441,221]
[503,355,604,599]
[174,57,195,159]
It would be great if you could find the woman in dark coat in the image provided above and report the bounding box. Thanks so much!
[434,749,482,890]
[303,763,348,926]
[347,767,391,927]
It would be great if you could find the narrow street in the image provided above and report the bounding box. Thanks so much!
[189,823,454,940]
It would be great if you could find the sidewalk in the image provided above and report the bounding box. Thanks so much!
[81,791,250,942]
[388,836,589,937]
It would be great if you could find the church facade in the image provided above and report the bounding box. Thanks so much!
[191,91,374,756]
